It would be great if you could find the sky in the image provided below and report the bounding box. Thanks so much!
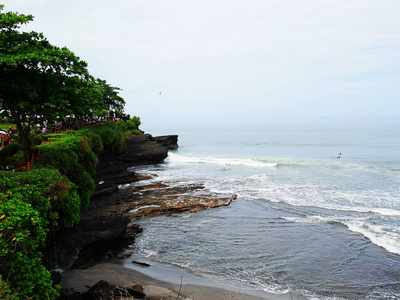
[2,0,400,121]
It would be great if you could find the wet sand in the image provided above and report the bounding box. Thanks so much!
[60,262,307,299]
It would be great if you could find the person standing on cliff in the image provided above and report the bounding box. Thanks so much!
[2,133,10,146]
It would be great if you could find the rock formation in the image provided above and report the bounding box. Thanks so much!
[118,134,178,164]
[55,133,237,298]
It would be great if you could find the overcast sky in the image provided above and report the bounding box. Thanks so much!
[3,0,400,120]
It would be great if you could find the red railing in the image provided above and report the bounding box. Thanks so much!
[9,140,50,172]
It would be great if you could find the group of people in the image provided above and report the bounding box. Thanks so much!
[36,120,49,133]
[36,119,72,133]
[1,126,14,148]
[1,114,129,149]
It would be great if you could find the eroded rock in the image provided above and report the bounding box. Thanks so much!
[119,134,168,164]
[126,183,237,219]
[53,133,237,280]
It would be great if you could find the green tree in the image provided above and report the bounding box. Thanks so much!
[71,78,125,127]
[0,5,125,160]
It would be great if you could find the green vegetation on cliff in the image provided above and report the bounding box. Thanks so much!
[0,169,79,299]
[0,4,144,298]
[0,120,141,299]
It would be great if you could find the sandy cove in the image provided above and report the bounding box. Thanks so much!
[55,134,307,299]
[60,262,307,300]
[59,177,307,300]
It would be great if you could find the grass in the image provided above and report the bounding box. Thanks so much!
[0,123,15,130]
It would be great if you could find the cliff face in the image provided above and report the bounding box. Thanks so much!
[118,134,178,164]
[46,134,177,275]
[48,133,235,287]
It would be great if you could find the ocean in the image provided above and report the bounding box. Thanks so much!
[126,115,400,299]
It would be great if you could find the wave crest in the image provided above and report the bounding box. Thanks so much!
[167,153,277,168]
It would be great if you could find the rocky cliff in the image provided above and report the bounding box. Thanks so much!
[47,133,236,292]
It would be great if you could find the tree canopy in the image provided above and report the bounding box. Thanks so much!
[0,4,125,159]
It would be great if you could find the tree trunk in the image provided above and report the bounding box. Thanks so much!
[15,118,31,163]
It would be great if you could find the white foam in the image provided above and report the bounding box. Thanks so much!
[369,207,400,216]
[262,287,290,295]
[142,249,158,258]
[168,152,277,168]
[244,180,400,217]
[283,216,327,224]
[285,215,400,255]
[129,205,160,213]
[311,204,400,216]
[345,221,400,255]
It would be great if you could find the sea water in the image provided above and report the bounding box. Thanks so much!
[128,115,400,299]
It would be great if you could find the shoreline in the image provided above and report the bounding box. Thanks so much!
[58,133,307,299]
[60,260,307,300]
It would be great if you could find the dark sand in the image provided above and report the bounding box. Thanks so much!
[60,262,307,299]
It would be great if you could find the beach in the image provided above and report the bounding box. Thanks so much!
[60,262,305,299]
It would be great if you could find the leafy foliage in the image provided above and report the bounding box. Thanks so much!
[71,128,104,155]
[0,4,125,161]
[35,135,97,206]
[117,116,142,135]
[87,121,125,153]
[0,5,140,299]
[0,169,80,299]
[0,142,21,169]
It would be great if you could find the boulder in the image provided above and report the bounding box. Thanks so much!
[84,280,117,300]
[60,280,147,300]
[119,134,168,164]
[45,217,143,273]
[154,135,179,150]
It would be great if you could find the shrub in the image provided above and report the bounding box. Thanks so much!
[35,135,97,206]
[72,128,104,155]
[87,121,125,153]
[130,115,141,127]
[0,280,17,300]
[0,118,139,298]
[117,116,142,135]
[73,165,95,207]
[0,143,21,169]
[30,133,44,146]
[0,169,80,299]
[0,195,58,299]
[0,169,80,229]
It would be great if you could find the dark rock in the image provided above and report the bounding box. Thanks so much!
[119,134,168,164]
[46,132,233,288]
[131,260,151,267]
[50,269,63,285]
[46,133,177,279]
[59,281,147,300]
[85,280,118,300]
[74,281,147,300]
[126,285,146,298]
[154,135,179,150]
[94,153,128,177]
[44,216,139,271]
[92,134,173,198]
[91,152,143,199]
[59,288,84,300]
[71,217,140,269]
